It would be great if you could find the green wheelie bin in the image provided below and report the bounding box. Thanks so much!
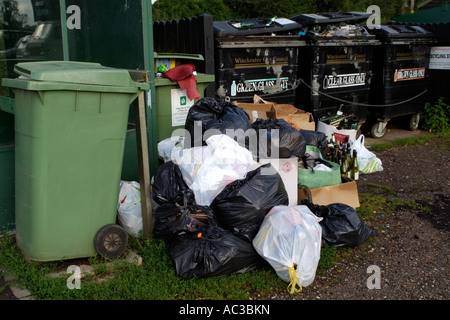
[2,61,149,262]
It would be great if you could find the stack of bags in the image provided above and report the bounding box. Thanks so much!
[118,97,376,294]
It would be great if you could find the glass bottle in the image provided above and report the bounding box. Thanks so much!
[345,145,352,178]
[350,150,360,181]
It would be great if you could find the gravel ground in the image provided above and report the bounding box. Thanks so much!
[275,135,449,300]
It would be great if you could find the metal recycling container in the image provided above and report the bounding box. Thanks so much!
[2,61,149,261]
[154,53,215,142]
[291,12,379,126]
[213,18,304,104]
[367,24,435,138]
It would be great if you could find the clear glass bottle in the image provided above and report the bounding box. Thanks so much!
[350,150,360,181]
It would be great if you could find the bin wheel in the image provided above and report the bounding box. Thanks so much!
[94,224,128,259]
[371,122,387,138]
[409,114,420,131]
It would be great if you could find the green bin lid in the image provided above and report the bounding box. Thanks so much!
[154,53,204,61]
[2,61,149,92]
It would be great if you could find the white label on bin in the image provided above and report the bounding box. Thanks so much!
[393,67,425,82]
[233,77,289,95]
[171,89,194,127]
[322,73,366,89]
[429,47,450,70]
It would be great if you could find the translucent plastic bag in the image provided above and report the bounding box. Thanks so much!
[173,134,254,205]
[253,205,322,294]
[157,136,184,163]
[117,181,142,236]
[350,135,383,174]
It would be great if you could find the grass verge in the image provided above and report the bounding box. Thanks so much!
[368,129,450,152]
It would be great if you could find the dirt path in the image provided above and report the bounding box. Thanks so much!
[280,129,449,300]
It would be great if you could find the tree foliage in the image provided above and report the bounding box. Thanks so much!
[153,0,230,21]
[152,0,406,22]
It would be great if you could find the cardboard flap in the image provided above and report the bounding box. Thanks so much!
[236,102,275,123]
[298,176,360,208]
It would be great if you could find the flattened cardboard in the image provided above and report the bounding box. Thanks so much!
[272,104,315,131]
[298,175,360,208]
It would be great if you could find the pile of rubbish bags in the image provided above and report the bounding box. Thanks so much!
[117,97,376,293]
[152,136,290,279]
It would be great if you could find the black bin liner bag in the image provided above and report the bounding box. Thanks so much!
[151,161,195,206]
[153,202,213,243]
[251,118,307,159]
[302,200,376,247]
[210,163,289,242]
[170,225,265,279]
[184,97,251,148]
[152,161,215,242]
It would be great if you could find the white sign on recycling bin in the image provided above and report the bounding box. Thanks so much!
[171,89,195,127]
[429,47,450,70]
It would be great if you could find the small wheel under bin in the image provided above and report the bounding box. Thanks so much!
[409,114,420,131]
[371,122,387,138]
[94,224,128,259]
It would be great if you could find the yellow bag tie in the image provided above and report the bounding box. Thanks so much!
[287,264,302,294]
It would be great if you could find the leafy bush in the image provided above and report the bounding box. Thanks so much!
[422,97,450,133]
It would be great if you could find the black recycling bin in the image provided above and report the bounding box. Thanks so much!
[291,12,379,127]
[213,18,304,104]
[367,24,435,138]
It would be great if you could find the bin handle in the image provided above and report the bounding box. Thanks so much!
[99,92,103,113]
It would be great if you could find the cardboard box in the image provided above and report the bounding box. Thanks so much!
[298,175,360,208]
[272,104,315,131]
[237,102,274,123]
[252,157,298,206]
[236,97,315,131]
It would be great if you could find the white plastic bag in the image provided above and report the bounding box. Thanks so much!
[252,205,322,294]
[350,135,383,174]
[157,136,184,163]
[173,134,254,206]
[117,181,142,236]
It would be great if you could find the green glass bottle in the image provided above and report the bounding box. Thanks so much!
[345,145,352,178]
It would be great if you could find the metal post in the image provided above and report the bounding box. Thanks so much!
[59,0,70,61]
